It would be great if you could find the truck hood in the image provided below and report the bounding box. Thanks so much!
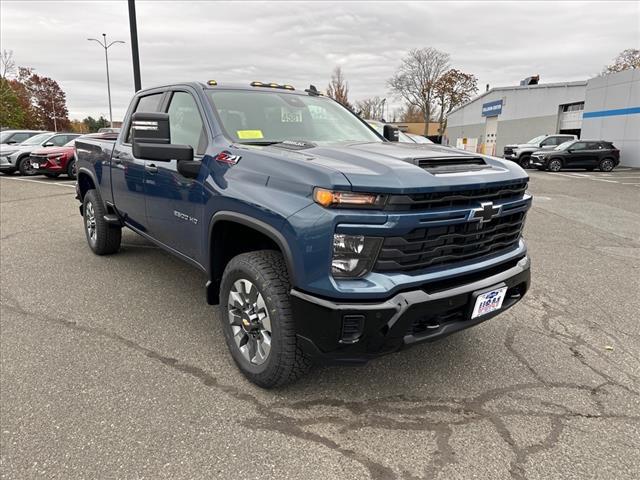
[505,143,536,149]
[261,141,527,193]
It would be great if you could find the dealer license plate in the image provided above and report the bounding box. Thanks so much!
[471,286,508,319]
[32,162,39,169]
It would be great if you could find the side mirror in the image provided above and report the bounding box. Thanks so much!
[567,149,574,153]
[131,112,193,162]
[44,142,55,147]
[6,140,16,144]
[383,124,399,142]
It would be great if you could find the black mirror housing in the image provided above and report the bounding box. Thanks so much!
[131,111,194,162]
[383,124,400,142]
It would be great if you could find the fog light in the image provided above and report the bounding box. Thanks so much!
[332,234,382,278]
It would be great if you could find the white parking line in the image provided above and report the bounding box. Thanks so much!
[0,177,76,188]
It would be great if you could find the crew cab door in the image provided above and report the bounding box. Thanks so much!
[144,89,207,260]
[111,92,165,231]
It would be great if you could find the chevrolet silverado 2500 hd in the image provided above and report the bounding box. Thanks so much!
[75,81,532,388]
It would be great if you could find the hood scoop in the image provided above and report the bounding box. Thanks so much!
[414,156,489,174]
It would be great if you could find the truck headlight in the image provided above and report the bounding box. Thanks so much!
[332,234,382,278]
[314,187,386,209]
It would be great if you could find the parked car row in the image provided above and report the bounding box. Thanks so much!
[503,134,620,172]
[0,130,119,179]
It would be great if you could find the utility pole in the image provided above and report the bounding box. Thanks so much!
[52,97,57,131]
[88,34,124,128]
[128,0,142,92]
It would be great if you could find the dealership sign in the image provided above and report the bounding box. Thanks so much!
[482,99,503,117]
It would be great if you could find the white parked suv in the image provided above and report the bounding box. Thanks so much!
[503,134,577,168]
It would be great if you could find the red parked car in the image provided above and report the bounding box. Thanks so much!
[30,132,118,179]
[30,135,81,179]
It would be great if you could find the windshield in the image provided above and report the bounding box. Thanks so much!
[207,90,381,144]
[20,133,52,146]
[0,132,13,143]
[526,135,546,145]
[555,140,574,151]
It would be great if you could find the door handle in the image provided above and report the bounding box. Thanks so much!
[145,164,158,173]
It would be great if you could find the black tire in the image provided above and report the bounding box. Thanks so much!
[83,189,121,255]
[219,250,312,388]
[599,158,615,172]
[0,169,16,175]
[67,158,77,179]
[45,173,60,178]
[17,156,36,176]
[547,158,562,172]
[519,155,531,169]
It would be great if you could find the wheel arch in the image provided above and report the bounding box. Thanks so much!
[76,168,97,201]
[206,211,297,305]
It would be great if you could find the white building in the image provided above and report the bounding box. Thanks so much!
[445,71,640,167]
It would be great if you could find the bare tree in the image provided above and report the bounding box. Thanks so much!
[1,50,16,79]
[434,69,478,135]
[602,48,640,74]
[388,48,450,135]
[326,66,352,110]
[355,96,386,120]
[397,103,424,123]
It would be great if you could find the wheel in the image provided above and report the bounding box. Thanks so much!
[17,156,36,176]
[547,158,562,172]
[45,173,60,178]
[599,158,615,172]
[83,189,121,255]
[219,250,312,388]
[67,158,77,179]
[519,155,531,169]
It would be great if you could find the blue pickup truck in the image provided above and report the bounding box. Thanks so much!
[75,81,532,388]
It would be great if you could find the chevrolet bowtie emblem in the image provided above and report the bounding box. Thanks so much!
[470,201,501,223]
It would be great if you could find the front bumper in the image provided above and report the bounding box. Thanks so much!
[30,157,62,173]
[0,155,16,170]
[290,256,530,364]
[530,156,548,168]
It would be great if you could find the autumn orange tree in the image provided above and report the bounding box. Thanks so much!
[434,69,478,135]
[0,50,70,130]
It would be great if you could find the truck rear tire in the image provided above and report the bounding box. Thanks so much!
[219,250,312,388]
[83,189,121,255]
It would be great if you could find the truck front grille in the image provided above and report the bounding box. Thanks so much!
[504,147,514,156]
[384,182,527,211]
[374,211,525,273]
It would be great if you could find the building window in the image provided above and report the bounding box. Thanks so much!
[562,102,584,112]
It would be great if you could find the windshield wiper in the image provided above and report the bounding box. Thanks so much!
[236,140,284,146]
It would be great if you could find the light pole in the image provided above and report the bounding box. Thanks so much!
[88,33,124,127]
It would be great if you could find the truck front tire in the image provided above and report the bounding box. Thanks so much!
[519,155,531,169]
[219,250,312,388]
[83,190,121,255]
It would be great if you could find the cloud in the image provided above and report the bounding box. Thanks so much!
[1,1,638,120]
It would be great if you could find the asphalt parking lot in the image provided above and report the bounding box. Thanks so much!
[1,168,639,480]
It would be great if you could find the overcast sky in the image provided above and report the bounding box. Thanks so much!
[1,1,638,120]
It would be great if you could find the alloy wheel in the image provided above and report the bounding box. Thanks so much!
[85,201,97,242]
[548,159,562,172]
[600,159,614,172]
[227,279,272,365]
